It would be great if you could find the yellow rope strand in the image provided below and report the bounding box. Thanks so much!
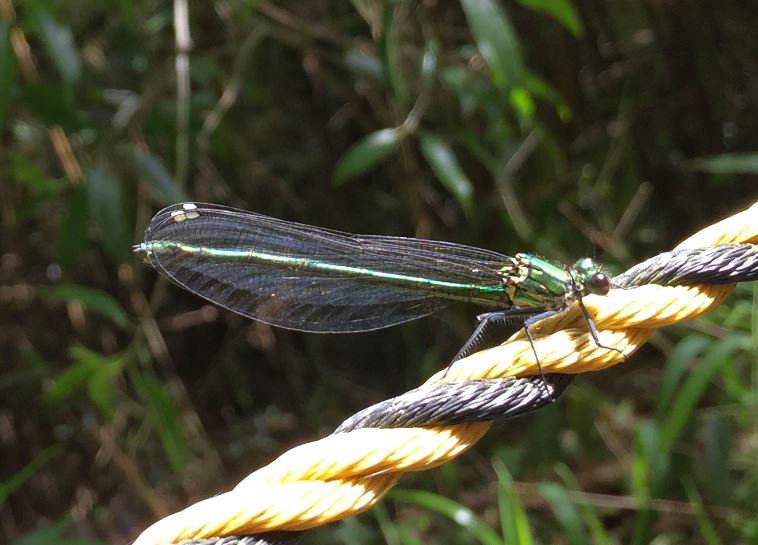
[133,200,758,545]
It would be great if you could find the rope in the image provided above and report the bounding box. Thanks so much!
[178,534,303,545]
[133,200,758,545]
[613,244,758,287]
[335,375,572,432]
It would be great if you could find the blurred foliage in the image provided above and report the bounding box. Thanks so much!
[1,0,757,544]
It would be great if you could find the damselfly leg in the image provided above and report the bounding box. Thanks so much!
[447,301,623,397]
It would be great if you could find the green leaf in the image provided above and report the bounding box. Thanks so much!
[655,334,709,422]
[629,422,658,544]
[389,489,503,545]
[658,336,742,454]
[35,10,81,87]
[515,0,584,37]
[536,482,588,545]
[131,370,188,473]
[10,152,61,197]
[133,152,187,204]
[554,464,612,545]
[523,70,571,119]
[22,82,77,127]
[460,0,524,90]
[344,48,384,82]
[9,517,106,545]
[418,130,475,218]
[88,361,122,420]
[57,188,88,270]
[684,479,722,545]
[334,128,405,185]
[0,445,63,508]
[420,39,439,84]
[493,459,534,545]
[85,166,131,262]
[0,21,17,129]
[509,86,536,122]
[45,348,100,403]
[630,421,657,501]
[46,346,124,418]
[685,153,758,175]
[39,284,130,328]
[702,412,734,505]
[380,4,409,107]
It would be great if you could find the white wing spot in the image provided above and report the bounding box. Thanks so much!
[170,208,200,222]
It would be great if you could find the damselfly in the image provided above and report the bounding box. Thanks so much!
[136,203,616,375]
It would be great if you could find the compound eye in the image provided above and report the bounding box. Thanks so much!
[589,272,610,295]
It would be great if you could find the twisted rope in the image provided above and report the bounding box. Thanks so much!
[134,201,758,545]
[178,534,302,545]
[613,243,758,287]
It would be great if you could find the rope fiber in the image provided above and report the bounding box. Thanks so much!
[133,201,758,545]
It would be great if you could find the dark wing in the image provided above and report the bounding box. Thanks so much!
[140,203,513,332]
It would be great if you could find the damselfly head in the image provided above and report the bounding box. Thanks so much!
[572,257,611,296]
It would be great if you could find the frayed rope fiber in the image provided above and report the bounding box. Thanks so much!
[134,201,758,545]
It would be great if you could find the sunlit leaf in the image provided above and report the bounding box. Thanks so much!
[133,152,186,204]
[515,0,584,37]
[460,0,523,90]
[39,284,130,328]
[85,166,131,262]
[334,127,405,185]
[509,87,536,122]
[686,153,758,175]
[493,459,534,545]
[421,39,439,84]
[418,130,475,218]
[35,10,81,86]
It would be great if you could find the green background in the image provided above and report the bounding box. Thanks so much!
[2,1,757,544]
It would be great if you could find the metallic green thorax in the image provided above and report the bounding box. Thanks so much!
[504,254,571,307]
[505,253,605,309]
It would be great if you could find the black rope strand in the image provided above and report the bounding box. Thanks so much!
[176,534,303,545]
[336,375,572,432]
[163,243,758,545]
[613,244,758,288]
